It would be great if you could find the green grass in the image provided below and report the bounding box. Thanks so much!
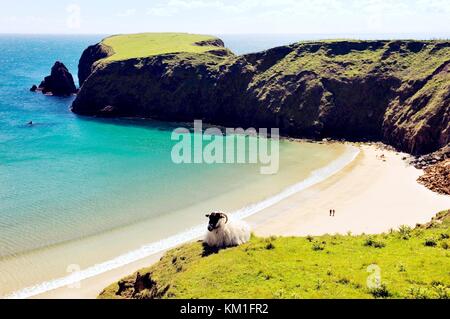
[252,40,450,83]
[100,211,450,299]
[101,33,225,62]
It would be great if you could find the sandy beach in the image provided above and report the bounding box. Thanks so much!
[36,143,450,299]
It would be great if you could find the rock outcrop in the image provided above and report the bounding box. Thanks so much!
[32,61,77,96]
[411,144,449,169]
[72,38,450,155]
[418,159,450,195]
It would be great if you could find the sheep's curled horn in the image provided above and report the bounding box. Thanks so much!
[221,212,229,224]
[205,211,229,224]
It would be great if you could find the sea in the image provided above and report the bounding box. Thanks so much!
[0,34,363,298]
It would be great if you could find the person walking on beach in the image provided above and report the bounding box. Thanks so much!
[332,209,336,217]
[330,209,333,217]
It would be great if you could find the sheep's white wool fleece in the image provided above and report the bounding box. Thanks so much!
[204,219,251,248]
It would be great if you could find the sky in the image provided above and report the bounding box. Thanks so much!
[0,0,449,36]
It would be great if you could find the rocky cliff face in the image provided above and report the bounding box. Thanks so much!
[78,43,114,87]
[73,39,450,155]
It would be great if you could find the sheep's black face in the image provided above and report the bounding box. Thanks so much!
[206,212,225,232]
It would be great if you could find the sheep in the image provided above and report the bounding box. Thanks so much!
[204,211,251,248]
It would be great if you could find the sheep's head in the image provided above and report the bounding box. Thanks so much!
[205,211,228,232]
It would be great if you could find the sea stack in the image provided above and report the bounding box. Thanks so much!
[31,61,77,96]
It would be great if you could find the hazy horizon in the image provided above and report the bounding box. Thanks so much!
[1,32,449,41]
[1,0,449,36]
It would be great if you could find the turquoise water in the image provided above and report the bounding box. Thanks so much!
[0,35,352,297]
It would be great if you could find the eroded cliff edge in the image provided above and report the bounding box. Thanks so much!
[72,38,450,155]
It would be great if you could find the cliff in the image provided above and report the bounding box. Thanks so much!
[72,34,450,155]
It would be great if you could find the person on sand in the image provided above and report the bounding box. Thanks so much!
[333,209,336,217]
[330,209,332,217]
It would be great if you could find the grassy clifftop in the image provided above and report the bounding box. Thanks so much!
[77,32,230,85]
[249,40,450,80]
[101,33,228,62]
[100,211,450,299]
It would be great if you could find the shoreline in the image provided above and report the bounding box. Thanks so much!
[249,144,450,236]
[9,143,356,299]
[21,143,450,299]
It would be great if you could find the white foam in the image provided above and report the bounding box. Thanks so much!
[4,145,360,299]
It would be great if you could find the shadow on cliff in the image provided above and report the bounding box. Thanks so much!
[73,115,185,132]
